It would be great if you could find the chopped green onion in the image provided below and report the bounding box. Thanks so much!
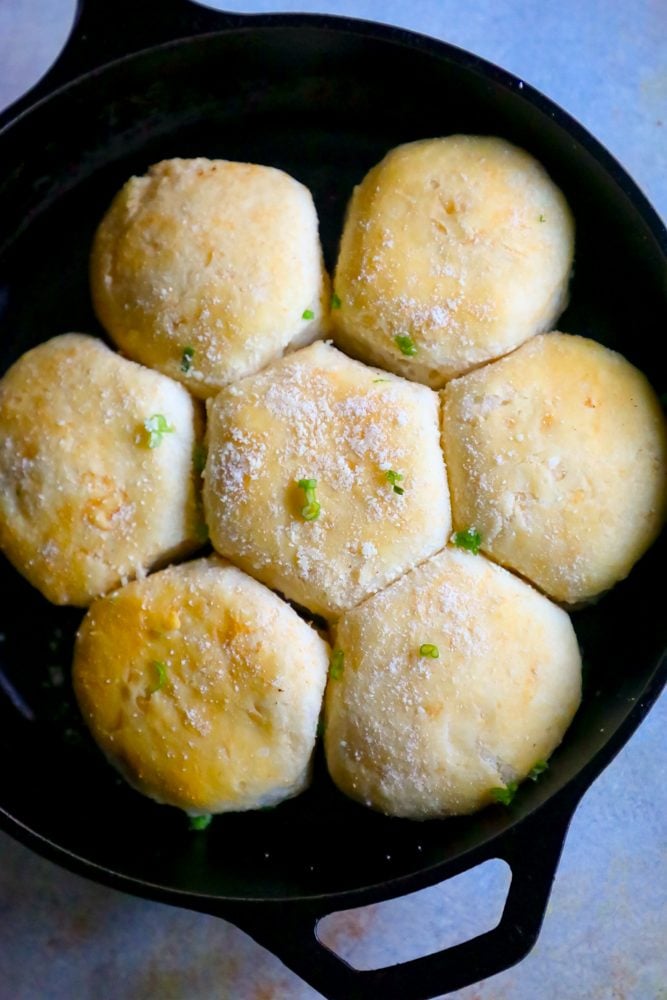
[419,644,439,658]
[538,214,546,223]
[148,660,167,695]
[193,443,207,476]
[142,414,174,449]
[331,292,342,310]
[195,521,209,543]
[452,527,482,555]
[373,378,389,383]
[189,814,212,831]
[329,649,344,680]
[490,782,518,806]
[297,478,321,521]
[316,717,326,738]
[528,760,549,781]
[385,470,404,495]
[302,308,315,320]
[395,334,417,357]
[181,346,195,372]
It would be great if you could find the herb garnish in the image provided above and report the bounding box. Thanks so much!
[297,478,321,521]
[385,470,405,495]
[189,814,212,831]
[419,644,439,658]
[329,649,344,680]
[452,527,482,554]
[193,443,207,476]
[528,760,549,781]
[142,414,174,449]
[302,308,315,320]
[195,521,209,543]
[395,334,417,356]
[331,292,342,310]
[181,346,195,372]
[490,782,518,806]
[148,660,168,695]
[491,761,548,805]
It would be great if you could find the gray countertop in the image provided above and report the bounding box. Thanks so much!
[0,2,665,998]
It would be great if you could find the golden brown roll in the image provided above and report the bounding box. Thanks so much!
[324,546,581,818]
[332,136,574,386]
[91,157,329,398]
[441,332,667,603]
[0,333,202,605]
[203,341,451,619]
[73,557,330,814]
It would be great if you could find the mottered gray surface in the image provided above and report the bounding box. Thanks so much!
[0,1,665,998]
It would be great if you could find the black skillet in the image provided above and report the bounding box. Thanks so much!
[0,2,665,997]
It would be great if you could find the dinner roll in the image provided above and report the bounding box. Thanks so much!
[442,332,667,604]
[73,557,330,814]
[332,136,574,387]
[91,157,329,398]
[0,333,202,606]
[204,341,451,620]
[324,546,581,818]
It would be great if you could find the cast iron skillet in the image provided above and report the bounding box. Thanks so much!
[0,2,665,997]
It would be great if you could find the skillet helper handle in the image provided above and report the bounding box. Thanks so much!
[217,792,580,1000]
[0,0,245,128]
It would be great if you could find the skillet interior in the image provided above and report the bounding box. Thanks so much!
[0,22,665,904]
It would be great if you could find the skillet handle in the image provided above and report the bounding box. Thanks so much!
[0,0,245,129]
[213,790,581,1000]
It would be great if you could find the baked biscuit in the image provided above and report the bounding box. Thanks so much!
[204,341,451,619]
[73,557,330,814]
[91,158,329,398]
[332,136,574,386]
[0,333,202,605]
[441,332,667,603]
[324,546,581,818]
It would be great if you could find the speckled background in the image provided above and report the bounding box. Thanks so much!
[0,2,665,998]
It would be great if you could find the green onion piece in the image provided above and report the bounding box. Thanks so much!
[316,717,325,738]
[301,501,321,521]
[373,378,389,383]
[538,214,546,223]
[297,478,321,521]
[302,308,315,320]
[528,760,549,781]
[394,334,417,357]
[490,781,518,806]
[329,649,344,680]
[195,521,210,543]
[419,644,439,658]
[331,292,342,310]
[181,346,195,372]
[143,414,174,449]
[189,814,212,831]
[452,527,482,555]
[148,660,168,695]
[385,469,404,495]
[193,443,207,476]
